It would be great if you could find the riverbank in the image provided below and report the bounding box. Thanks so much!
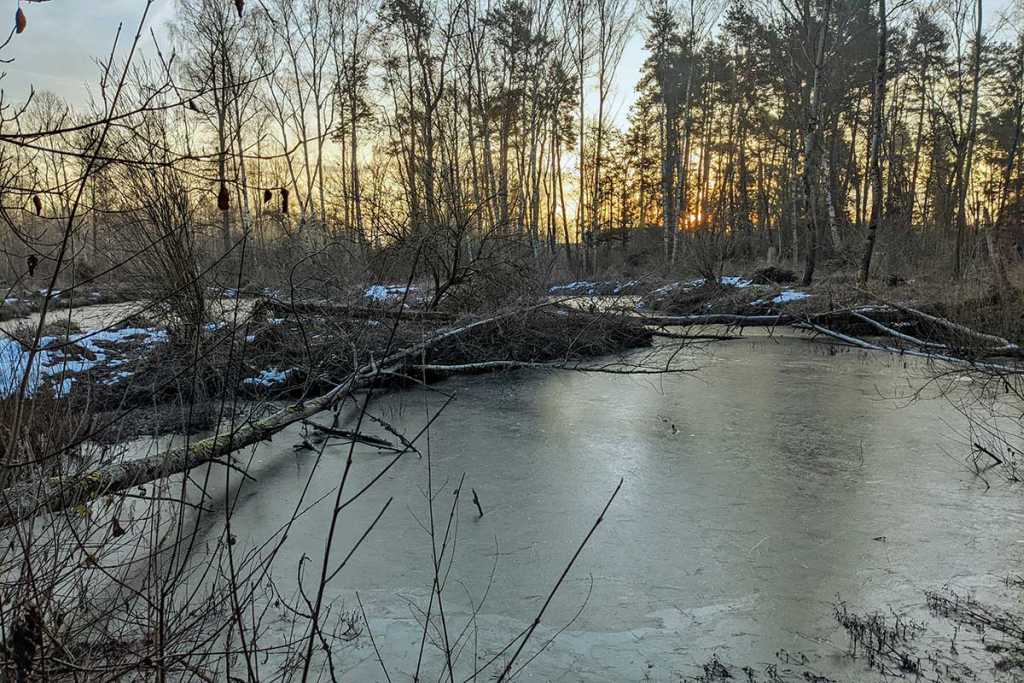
[3,266,1021,448]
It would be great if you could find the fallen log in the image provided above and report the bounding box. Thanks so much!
[640,305,1024,369]
[651,330,741,341]
[410,360,548,375]
[638,313,794,327]
[302,420,397,450]
[254,297,457,324]
[795,322,885,350]
[409,361,696,376]
[876,298,1024,356]
[848,311,949,350]
[0,307,537,529]
[639,307,911,333]
[795,322,1023,372]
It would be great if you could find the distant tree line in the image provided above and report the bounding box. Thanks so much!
[5,0,1024,288]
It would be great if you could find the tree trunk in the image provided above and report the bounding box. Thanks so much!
[954,0,983,278]
[800,0,832,286]
[859,0,888,284]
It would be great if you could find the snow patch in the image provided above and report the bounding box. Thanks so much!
[753,290,811,306]
[365,284,416,302]
[102,371,135,386]
[648,276,753,300]
[243,367,294,387]
[0,327,168,398]
[548,281,597,294]
[718,276,753,288]
[548,280,642,296]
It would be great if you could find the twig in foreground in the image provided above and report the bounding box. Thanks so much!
[496,477,624,682]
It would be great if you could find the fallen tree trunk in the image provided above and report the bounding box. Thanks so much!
[795,321,885,350]
[639,307,913,333]
[795,321,1022,372]
[640,306,1022,359]
[409,361,695,376]
[651,304,1023,371]
[0,308,533,529]
[651,330,741,341]
[639,314,794,327]
[878,299,1024,356]
[254,297,457,324]
[410,360,549,375]
[302,420,397,450]
[848,311,949,350]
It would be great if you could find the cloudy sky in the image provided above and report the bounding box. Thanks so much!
[1,0,1018,126]
[2,0,177,106]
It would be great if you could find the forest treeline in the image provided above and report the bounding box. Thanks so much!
[6,0,1024,290]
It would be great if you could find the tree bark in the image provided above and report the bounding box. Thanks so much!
[800,0,833,286]
[859,0,888,284]
[954,0,983,278]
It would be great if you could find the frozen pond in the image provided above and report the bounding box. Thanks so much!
[169,336,1023,680]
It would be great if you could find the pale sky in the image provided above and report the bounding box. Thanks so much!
[1,0,177,108]
[0,0,1017,126]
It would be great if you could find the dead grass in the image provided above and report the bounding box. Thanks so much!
[0,393,88,485]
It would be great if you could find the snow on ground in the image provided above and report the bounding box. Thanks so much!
[243,367,294,388]
[753,290,811,306]
[0,327,167,398]
[74,328,168,356]
[648,282,682,298]
[549,280,642,296]
[0,338,47,396]
[365,284,417,302]
[102,371,135,386]
[648,276,754,298]
[718,276,753,288]
[548,281,598,294]
[0,319,301,398]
